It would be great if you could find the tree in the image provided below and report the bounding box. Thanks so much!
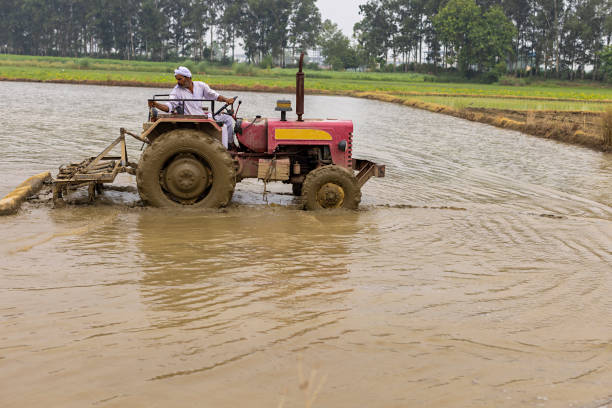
[20,0,52,55]
[395,0,428,66]
[268,0,293,65]
[500,0,531,73]
[423,0,445,67]
[185,0,211,60]
[139,0,165,59]
[434,0,483,73]
[218,0,244,62]
[162,0,190,58]
[600,45,612,81]
[605,0,612,45]
[0,0,608,84]
[289,0,322,58]
[354,0,394,66]
[481,6,516,70]
[319,19,360,70]
[236,0,292,64]
[529,0,571,77]
[434,0,515,73]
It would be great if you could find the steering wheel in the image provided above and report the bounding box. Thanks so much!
[213,96,239,119]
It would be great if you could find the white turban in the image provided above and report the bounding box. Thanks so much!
[174,66,192,77]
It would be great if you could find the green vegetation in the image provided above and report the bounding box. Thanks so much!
[2,0,611,83]
[601,46,612,82]
[434,0,515,74]
[1,54,611,113]
[354,0,611,82]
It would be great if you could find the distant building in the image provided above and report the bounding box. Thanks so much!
[286,48,325,67]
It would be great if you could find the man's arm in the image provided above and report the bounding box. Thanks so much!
[149,86,181,112]
[217,95,235,105]
[148,100,170,112]
[199,82,232,104]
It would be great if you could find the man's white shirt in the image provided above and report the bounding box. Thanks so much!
[166,81,219,115]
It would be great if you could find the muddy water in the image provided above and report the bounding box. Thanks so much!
[1,81,611,408]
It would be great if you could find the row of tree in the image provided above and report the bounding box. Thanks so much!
[0,0,322,63]
[353,0,612,78]
[1,0,611,79]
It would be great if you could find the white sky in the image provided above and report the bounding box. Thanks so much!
[316,0,363,38]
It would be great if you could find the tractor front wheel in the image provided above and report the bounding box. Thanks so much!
[301,165,361,210]
[136,129,235,207]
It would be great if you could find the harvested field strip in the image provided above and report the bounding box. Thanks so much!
[408,103,608,151]
[603,108,612,148]
[388,92,612,104]
[408,95,611,111]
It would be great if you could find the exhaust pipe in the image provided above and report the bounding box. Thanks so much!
[296,53,304,122]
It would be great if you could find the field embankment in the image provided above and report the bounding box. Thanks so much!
[2,54,611,151]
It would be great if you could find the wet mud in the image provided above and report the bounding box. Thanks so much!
[1,82,612,408]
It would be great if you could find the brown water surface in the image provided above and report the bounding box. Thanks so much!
[1,82,611,408]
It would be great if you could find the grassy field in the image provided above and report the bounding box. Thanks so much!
[2,54,611,106]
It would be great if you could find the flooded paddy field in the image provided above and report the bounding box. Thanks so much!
[1,82,611,408]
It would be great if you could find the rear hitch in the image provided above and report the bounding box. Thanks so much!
[353,159,386,188]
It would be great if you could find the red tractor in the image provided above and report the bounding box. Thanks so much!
[52,55,385,209]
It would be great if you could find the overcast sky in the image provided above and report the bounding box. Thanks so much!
[317,0,362,38]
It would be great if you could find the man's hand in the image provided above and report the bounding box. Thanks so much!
[148,100,169,112]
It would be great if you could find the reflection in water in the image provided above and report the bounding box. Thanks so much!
[137,208,354,316]
[133,208,357,385]
[1,82,611,408]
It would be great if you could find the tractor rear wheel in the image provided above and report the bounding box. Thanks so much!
[301,165,361,210]
[136,129,235,207]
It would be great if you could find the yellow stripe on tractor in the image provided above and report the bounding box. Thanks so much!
[275,128,333,140]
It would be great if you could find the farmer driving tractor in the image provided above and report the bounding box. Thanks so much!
[148,66,236,148]
[51,54,385,210]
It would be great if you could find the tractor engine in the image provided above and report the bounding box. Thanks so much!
[233,113,354,187]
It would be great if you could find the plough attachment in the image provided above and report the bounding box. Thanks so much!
[52,128,148,205]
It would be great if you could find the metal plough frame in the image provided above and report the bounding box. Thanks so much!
[52,128,149,204]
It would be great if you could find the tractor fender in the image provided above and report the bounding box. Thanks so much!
[141,118,223,144]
